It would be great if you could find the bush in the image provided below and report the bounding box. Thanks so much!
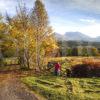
[71,62,100,77]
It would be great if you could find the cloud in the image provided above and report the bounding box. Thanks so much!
[0,0,18,15]
[80,18,96,24]
[69,0,100,14]
[0,0,100,37]
[0,0,34,16]
[47,0,100,37]
[52,18,100,37]
[79,23,100,37]
[46,0,100,15]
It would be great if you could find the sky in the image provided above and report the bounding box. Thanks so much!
[0,0,100,37]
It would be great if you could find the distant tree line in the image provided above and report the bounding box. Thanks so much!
[57,41,100,56]
[58,41,100,48]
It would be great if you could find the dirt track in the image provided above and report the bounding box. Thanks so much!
[0,72,38,100]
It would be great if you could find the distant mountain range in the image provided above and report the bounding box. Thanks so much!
[54,32,100,42]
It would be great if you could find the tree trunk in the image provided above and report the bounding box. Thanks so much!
[36,35,41,71]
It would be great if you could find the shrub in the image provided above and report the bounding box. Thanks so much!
[71,61,100,77]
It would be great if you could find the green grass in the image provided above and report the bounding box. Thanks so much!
[0,57,19,71]
[22,75,100,100]
[3,57,19,65]
[22,76,67,100]
[66,78,100,100]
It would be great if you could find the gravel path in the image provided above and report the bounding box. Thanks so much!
[0,73,38,100]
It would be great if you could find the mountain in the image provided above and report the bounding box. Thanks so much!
[94,36,100,42]
[54,32,100,42]
[64,32,91,41]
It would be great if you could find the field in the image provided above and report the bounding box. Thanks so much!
[1,57,100,100]
[44,57,100,76]
[22,76,100,100]
[21,57,100,100]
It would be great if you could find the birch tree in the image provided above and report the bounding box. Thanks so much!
[30,0,57,70]
[6,0,58,70]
